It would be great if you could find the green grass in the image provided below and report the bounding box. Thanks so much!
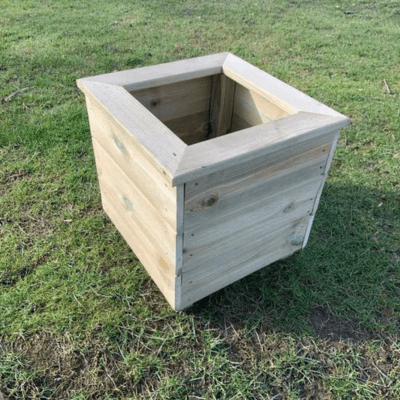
[1,0,400,398]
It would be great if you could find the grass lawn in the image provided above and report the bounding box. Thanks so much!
[1,0,400,398]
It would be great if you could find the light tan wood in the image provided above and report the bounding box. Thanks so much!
[81,81,186,177]
[93,141,176,259]
[77,52,350,310]
[184,134,331,205]
[77,52,229,92]
[233,83,290,126]
[209,74,236,138]
[180,217,310,308]
[85,95,176,208]
[173,112,349,185]
[223,53,349,119]
[130,76,211,123]
[303,130,341,249]
[163,111,210,145]
[174,184,185,310]
[93,142,176,307]
[183,176,322,272]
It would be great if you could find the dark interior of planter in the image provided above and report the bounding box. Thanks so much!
[129,73,290,145]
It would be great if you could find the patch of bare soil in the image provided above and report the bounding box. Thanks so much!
[308,305,369,341]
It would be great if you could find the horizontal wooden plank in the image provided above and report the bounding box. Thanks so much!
[233,83,290,126]
[173,112,349,185]
[163,111,210,145]
[85,94,178,206]
[93,141,176,261]
[183,176,321,271]
[185,134,331,211]
[99,172,176,309]
[180,217,310,308]
[101,192,176,308]
[83,83,186,177]
[223,53,351,120]
[184,161,325,235]
[77,53,228,92]
[130,76,211,122]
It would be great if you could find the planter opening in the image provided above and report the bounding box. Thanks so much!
[129,74,291,145]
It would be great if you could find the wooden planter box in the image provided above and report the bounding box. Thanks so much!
[77,53,349,311]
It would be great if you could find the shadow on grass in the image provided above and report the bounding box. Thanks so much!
[186,182,400,341]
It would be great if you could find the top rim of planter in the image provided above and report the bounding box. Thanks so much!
[77,52,350,186]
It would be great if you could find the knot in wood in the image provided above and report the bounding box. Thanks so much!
[150,98,161,108]
[202,194,218,207]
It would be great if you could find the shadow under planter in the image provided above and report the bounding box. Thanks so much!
[77,52,349,311]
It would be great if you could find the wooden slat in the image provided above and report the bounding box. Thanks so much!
[174,184,185,310]
[173,112,349,185]
[82,82,186,177]
[180,217,310,308]
[183,176,322,271]
[233,83,290,126]
[93,141,176,261]
[303,130,341,249]
[209,74,236,138]
[130,76,211,122]
[77,52,229,92]
[85,95,177,215]
[101,192,176,308]
[163,111,210,145]
[184,134,332,211]
[223,53,350,119]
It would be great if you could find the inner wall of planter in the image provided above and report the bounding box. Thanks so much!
[129,73,290,145]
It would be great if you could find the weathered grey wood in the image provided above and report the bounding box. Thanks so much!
[223,53,349,119]
[233,83,290,126]
[303,130,341,248]
[130,76,212,123]
[174,184,185,311]
[92,141,177,307]
[164,111,210,145]
[80,81,186,178]
[184,134,332,204]
[183,176,322,272]
[85,94,176,207]
[209,74,236,138]
[77,52,229,92]
[180,217,310,308]
[173,112,349,185]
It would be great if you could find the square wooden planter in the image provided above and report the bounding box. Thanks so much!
[77,53,349,311]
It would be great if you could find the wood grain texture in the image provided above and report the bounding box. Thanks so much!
[85,95,176,211]
[81,82,186,177]
[174,112,348,185]
[174,184,185,311]
[183,176,322,271]
[233,83,290,127]
[184,134,331,201]
[222,53,351,119]
[129,76,212,122]
[92,141,177,307]
[163,111,210,145]
[77,52,229,92]
[93,141,176,260]
[303,130,341,249]
[180,217,310,308]
[209,74,236,138]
